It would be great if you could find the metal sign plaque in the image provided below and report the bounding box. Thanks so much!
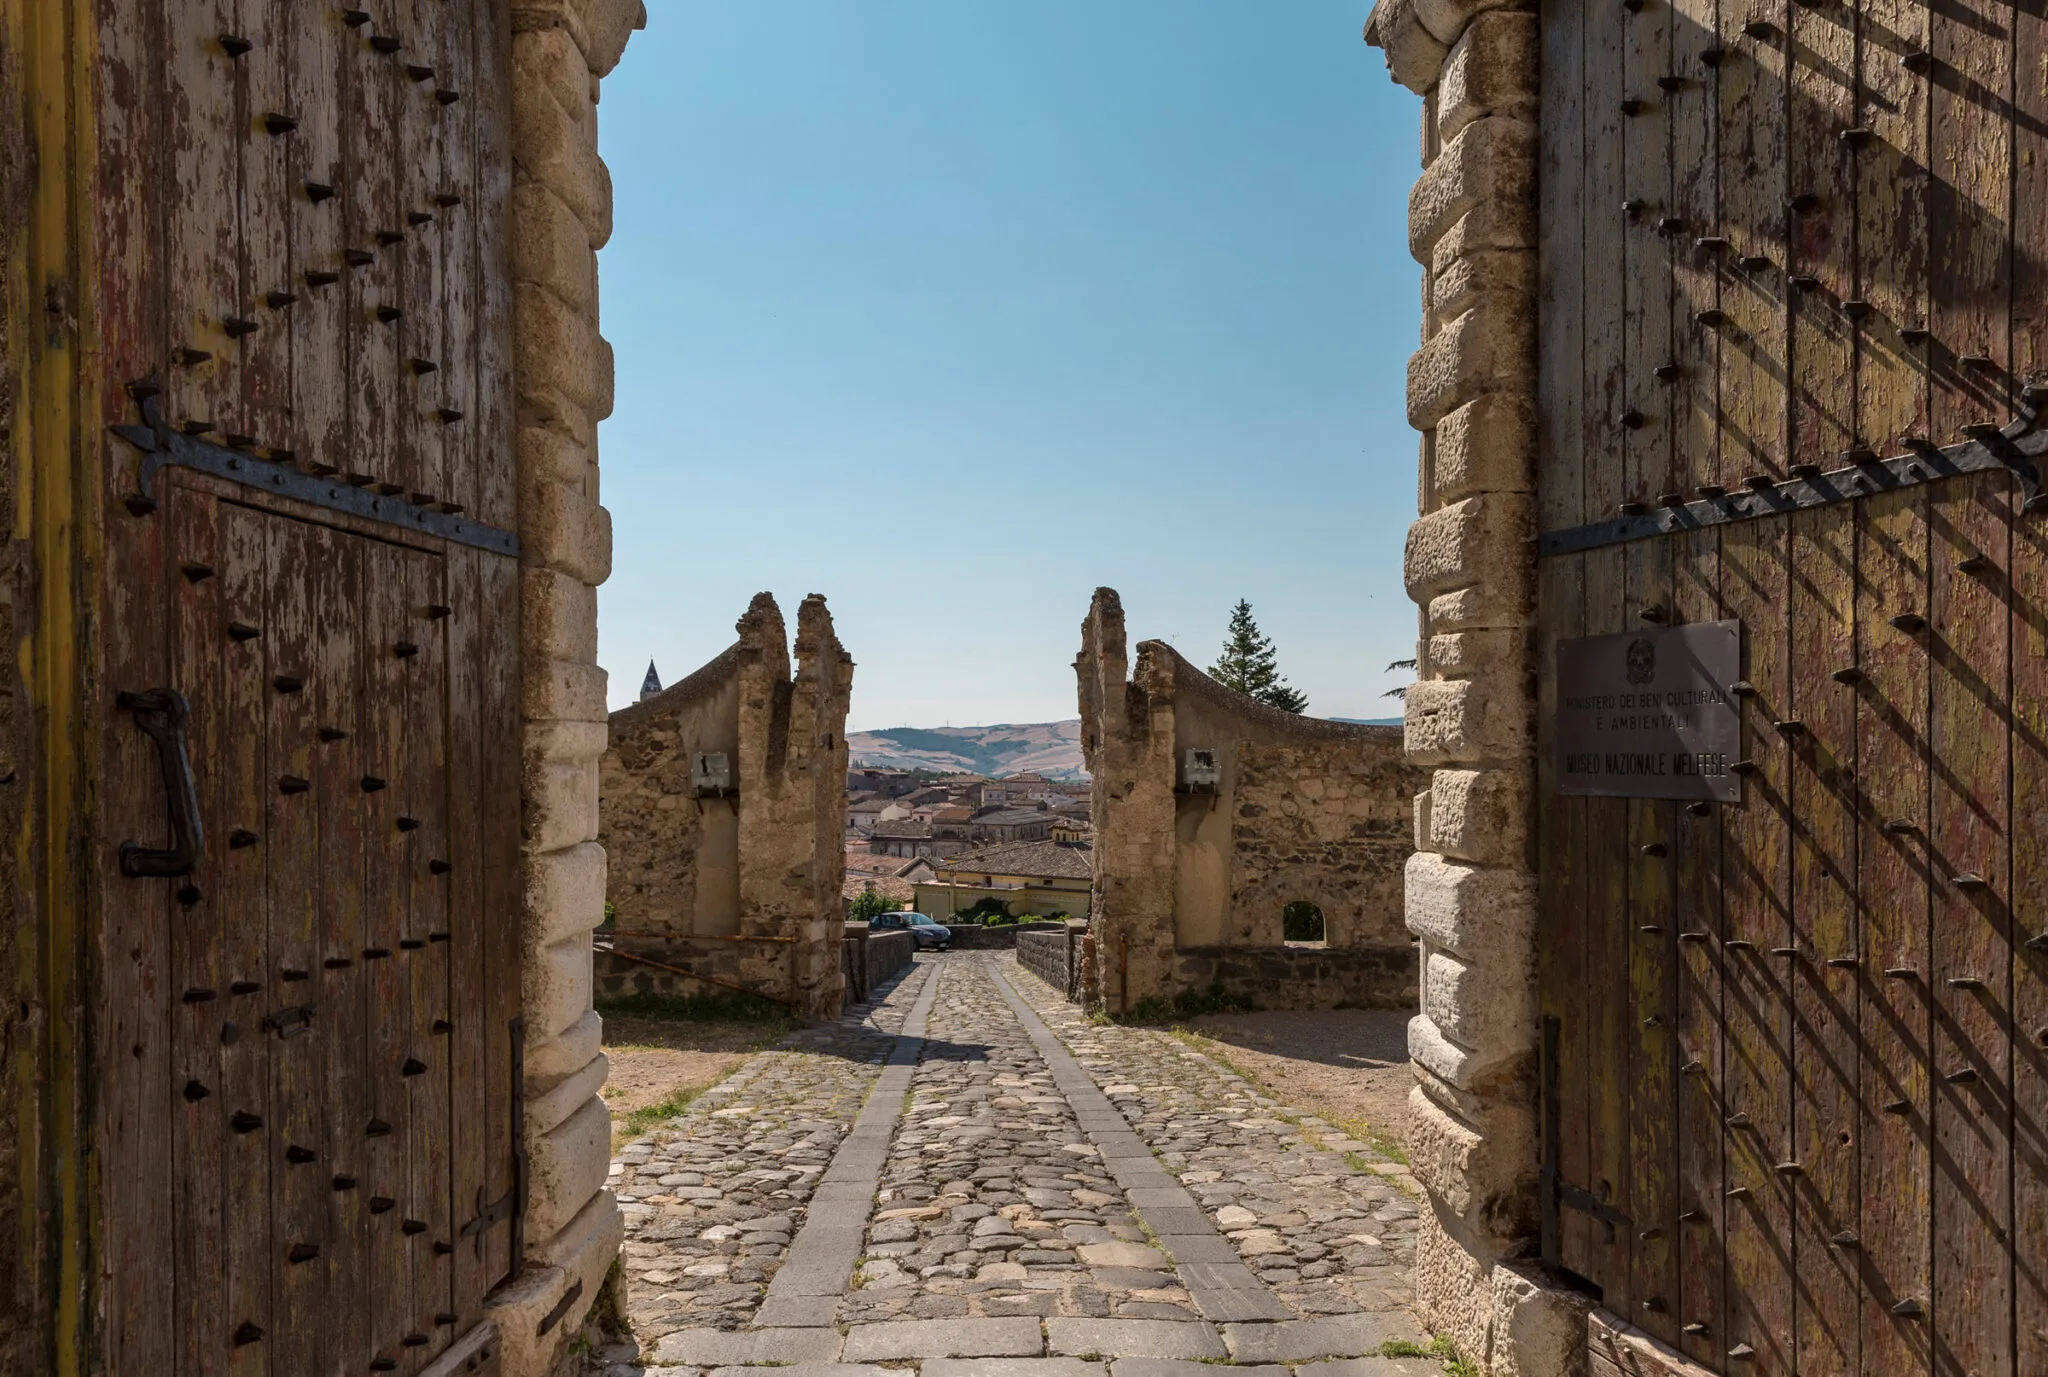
[1553,620,1743,802]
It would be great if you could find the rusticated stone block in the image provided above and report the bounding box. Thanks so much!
[1423,946,1536,1058]
[1425,767,1531,866]
[525,656,610,725]
[1366,0,1452,94]
[1427,627,1525,680]
[511,181,599,313]
[1437,10,1539,142]
[1404,493,1534,612]
[1432,248,1535,324]
[1409,118,1537,265]
[1406,1086,1537,1245]
[1434,393,1534,502]
[511,35,613,245]
[1408,298,1534,430]
[1413,1201,1501,1362]
[1415,0,1521,45]
[523,1092,612,1244]
[525,753,600,854]
[526,1007,602,1091]
[1405,676,1531,766]
[1491,1263,1594,1377]
[526,841,607,948]
[518,421,594,492]
[1405,850,1535,956]
[523,567,600,664]
[514,286,614,422]
[520,471,613,586]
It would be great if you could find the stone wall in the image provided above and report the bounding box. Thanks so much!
[1169,944,1418,1013]
[495,0,648,1370]
[1363,4,1589,1374]
[840,926,918,1002]
[599,593,854,1022]
[1016,927,1082,998]
[945,920,1066,951]
[1076,588,1426,1016]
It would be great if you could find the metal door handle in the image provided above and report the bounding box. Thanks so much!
[118,688,205,878]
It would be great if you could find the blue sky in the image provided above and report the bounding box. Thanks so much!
[595,0,1424,730]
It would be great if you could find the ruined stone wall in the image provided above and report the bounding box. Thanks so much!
[1364,4,1592,1374]
[600,646,744,936]
[1077,588,1425,1016]
[598,593,853,1020]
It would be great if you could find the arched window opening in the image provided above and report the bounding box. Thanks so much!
[1282,899,1325,946]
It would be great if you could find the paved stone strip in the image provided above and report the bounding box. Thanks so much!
[609,960,937,1340]
[752,959,946,1326]
[983,958,1294,1323]
[842,956,1216,1327]
[1001,954,1423,1323]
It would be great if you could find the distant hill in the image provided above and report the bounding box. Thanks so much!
[1331,716,1405,727]
[847,720,1086,779]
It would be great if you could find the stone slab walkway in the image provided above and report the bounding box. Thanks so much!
[595,953,1433,1376]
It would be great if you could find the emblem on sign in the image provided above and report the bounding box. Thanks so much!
[1553,620,1743,802]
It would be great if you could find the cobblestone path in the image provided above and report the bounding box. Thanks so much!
[599,954,1434,1377]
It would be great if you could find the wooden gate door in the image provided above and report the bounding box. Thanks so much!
[1533,0,2048,1369]
[80,0,525,1372]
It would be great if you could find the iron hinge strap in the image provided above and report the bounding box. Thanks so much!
[109,380,520,558]
[460,1016,528,1267]
[1537,408,2047,557]
[1540,1014,1633,1263]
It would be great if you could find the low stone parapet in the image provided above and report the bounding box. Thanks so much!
[1168,943,1417,1012]
[947,920,1066,951]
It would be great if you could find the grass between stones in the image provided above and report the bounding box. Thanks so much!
[597,993,794,1150]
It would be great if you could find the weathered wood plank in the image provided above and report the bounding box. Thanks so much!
[2009,473,2048,1375]
[1717,520,1794,1371]
[1927,0,2013,441]
[1580,0,1634,1296]
[470,0,517,533]
[435,0,481,522]
[1786,501,1860,1377]
[1667,0,1724,1353]
[1671,528,1727,1369]
[1785,0,1855,475]
[1925,0,2016,1365]
[1925,473,2014,1376]
[268,511,325,1375]
[1626,540,1679,1342]
[1535,0,1590,1290]
[220,500,273,1377]
[1714,0,1788,493]
[287,1,347,471]
[164,0,243,439]
[167,483,228,1377]
[479,552,523,1287]
[1622,0,1679,1335]
[345,5,401,501]
[236,0,290,442]
[405,549,455,1362]
[1851,0,1929,458]
[1851,488,1934,1377]
[363,536,415,1371]
[312,520,371,1377]
[445,545,490,1323]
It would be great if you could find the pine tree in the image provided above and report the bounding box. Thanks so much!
[1209,600,1308,714]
